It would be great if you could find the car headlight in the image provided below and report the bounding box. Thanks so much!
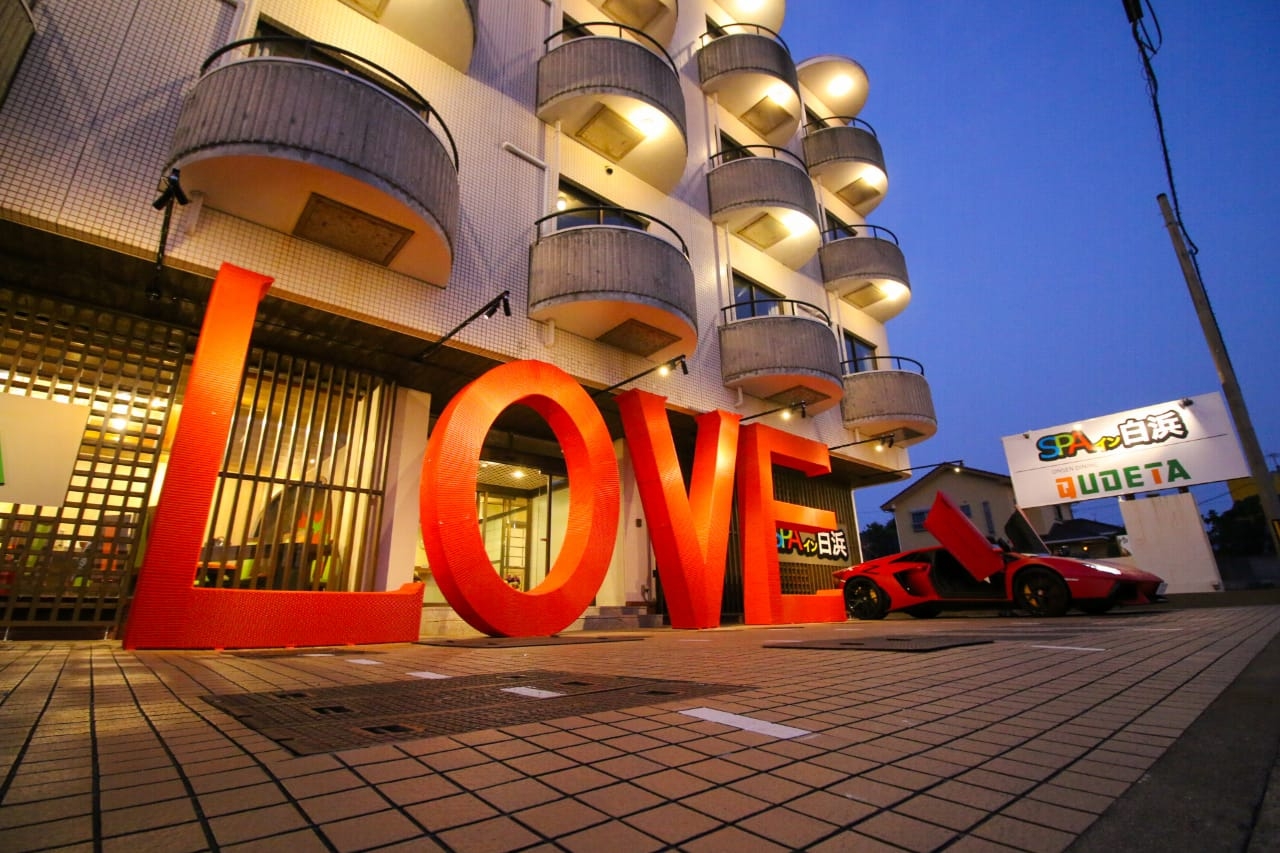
[1082,562,1122,575]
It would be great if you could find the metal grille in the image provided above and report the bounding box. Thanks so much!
[199,349,394,592]
[0,289,188,634]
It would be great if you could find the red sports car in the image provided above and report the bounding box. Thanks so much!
[835,492,1166,619]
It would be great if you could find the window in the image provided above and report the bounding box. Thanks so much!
[554,179,647,231]
[982,501,996,537]
[718,131,753,163]
[910,510,928,533]
[705,16,727,39]
[562,14,592,39]
[826,210,856,241]
[732,271,781,320]
[842,332,876,372]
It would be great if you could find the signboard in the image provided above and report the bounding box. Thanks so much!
[776,527,852,566]
[1002,393,1248,507]
[0,394,91,507]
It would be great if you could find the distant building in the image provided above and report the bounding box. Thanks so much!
[881,466,1071,552]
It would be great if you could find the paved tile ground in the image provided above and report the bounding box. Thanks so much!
[1,604,1278,852]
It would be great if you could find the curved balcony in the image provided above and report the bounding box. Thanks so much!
[719,299,842,414]
[0,0,34,108]
[582,0,678,48]
[374,0,478,72]
[538,23,687,192]
[529,207,697,361]
[803,116,889,215]
[797,55,869,119]
[165,38,459,286]
[698,24,800,146]
[707,147,821,269]
[840,357,937,444]
[820,224,911,322]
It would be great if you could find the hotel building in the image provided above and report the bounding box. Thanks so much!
[0,0,936,639]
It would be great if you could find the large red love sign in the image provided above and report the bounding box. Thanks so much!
[422,361,845,636]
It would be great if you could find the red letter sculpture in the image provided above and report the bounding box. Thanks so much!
[123,263,423,649]
[736,423,846,625]
[617,389,739,629]
[421,361,619,636]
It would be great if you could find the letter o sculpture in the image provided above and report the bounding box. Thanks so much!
[420,360,620,636]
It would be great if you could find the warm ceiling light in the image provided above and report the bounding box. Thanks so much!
[766,83,791,104]
[781,209,810,233]
[555,195,568,211]
[880,280,908,300]
[631,106,663,135]
[109,417,127,431]
[738,0,764,12]
[511,469,525,479]
[828,74,854,97]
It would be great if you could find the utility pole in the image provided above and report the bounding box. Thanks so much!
[1157,193,1280,562]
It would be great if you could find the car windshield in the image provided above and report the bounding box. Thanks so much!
[1004,509,1050,555]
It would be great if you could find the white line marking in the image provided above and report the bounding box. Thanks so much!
[346,658,383,665]
[502,686,564,699]
[407,671,450,679]
[680,707,810,739]
[1030,644,1106,652]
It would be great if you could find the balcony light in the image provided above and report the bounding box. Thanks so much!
[631,105,663,136]
[827,74,854,97]
[766,82,791,104]
[781,209,811,234]
[880,280,908,300]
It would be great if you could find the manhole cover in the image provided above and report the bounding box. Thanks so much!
[202,670,739,755]
[417,635,645,648]
[765,636,994,652]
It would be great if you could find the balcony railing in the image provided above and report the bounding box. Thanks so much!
[802,115,888,215]
[819,224,911,321]
[839,358,937,443]
[719,298,843,413]
[546,21,679,75]
[202,37,459,168]
[707,147,821,268]
[841,355,924,375]
[167,36,460,284]
[529,206,696,359]
[721,297,830,326]
[538,23,687,192]
[698,23,800,145]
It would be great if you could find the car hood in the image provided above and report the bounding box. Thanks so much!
[923,491,1005,581]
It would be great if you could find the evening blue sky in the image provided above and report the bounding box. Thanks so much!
[780,1,1280,527]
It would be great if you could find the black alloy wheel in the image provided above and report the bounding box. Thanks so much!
[1014,567,1071,617]
[844,578,889,620]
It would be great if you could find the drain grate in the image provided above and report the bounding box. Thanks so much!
[202,670,740,755]
[766,636,995,652]
[416,635,646,648]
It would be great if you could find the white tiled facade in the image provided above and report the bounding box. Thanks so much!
[0,0,935,628]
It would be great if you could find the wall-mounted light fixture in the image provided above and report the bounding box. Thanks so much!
[590,354,688,399]
[829,431,897,453]
[416,290,511,362]
[740,400,808,423]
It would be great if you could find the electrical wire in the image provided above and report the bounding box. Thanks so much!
[1126,0,1202,273]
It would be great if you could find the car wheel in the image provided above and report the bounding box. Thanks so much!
[905,604,942,619]
[1014,567,1071,617]
[844,578,889,620]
